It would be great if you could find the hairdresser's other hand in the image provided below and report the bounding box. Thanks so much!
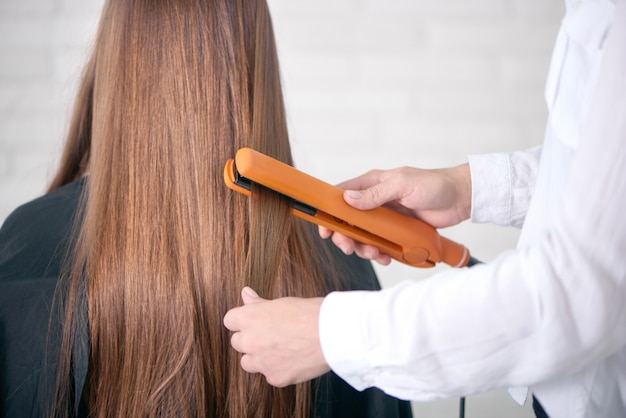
[223,287,329,387]
[320,164,471,264]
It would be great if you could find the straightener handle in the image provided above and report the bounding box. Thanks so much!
[440,237,470,268]
[403,247,433,267]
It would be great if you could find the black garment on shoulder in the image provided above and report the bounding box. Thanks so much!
[1,179,85,417]
[0,179,412,418]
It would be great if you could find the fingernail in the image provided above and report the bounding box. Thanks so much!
[243,286,259,298]
[345,190,362,199]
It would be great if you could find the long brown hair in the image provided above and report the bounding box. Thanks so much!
[49,0,345,416]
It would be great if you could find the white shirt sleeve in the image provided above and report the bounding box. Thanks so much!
[319,4,626,402]
[468,146,542,228]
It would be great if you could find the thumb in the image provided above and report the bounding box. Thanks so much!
[241,286,265,305]
[344,184,393,210]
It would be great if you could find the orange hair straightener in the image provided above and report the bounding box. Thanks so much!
[224,147,474,268]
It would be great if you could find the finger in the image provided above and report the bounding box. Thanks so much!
[229,331,245,353]
[332,238,389,264]
[240,354,260,374]
[331,233,356,255]
[265,373,292,388]
[318,225,332,239]
[223,307,242,331]
[353,243,391,265]
[330,232,393,263]
[241,286,265,305]
[344,179,403,211]
[353,243,381,261]
[373,253,392,266]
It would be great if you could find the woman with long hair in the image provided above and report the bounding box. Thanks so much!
[0,0,412,417]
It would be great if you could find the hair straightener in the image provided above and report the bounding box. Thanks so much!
[224,147,477,269]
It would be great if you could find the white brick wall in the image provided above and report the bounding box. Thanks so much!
[0,0,103,219]
[0,1,564,416]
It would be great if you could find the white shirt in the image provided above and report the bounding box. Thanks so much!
[319,1,626,417]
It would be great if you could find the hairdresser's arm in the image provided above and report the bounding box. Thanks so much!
[321,12,626,400]
[321,146,541,263]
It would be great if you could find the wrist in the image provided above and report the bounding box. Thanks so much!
[451,163,472,222]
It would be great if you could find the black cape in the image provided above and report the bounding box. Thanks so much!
[0,179,412,418]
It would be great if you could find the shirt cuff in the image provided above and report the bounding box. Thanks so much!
[319,290,377,391]
[469,147,541,228]
[468,152,513,226]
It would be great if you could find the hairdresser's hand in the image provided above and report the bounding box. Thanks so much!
[223,287,329,387]
[320,164,471,264]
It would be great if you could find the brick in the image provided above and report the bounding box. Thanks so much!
[0,114,66,147]
[0,0,55,16]
[412,84,547,121]
[11,143,59,187]
[0,51,50,80]
[5,82,70,115]
[52,47,94,84]
[280,52,354,84]
[268,0,360,14]
[0,19,55,49]
[513,0,565,17]
[286,84,413,116]
[426,18,560,53]
[0,144,11,177]
[357,51,497,87]
[53,15,101,49]
[288,111,379,151]
[0,84,23,113]
[58,0,105,14]
[498,52,553,87]
[380,117,532,158]
[273,14,425,54]
[364,0,512,17]
[0,143,55,225]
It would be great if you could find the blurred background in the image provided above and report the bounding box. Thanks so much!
[0,0,563,416]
